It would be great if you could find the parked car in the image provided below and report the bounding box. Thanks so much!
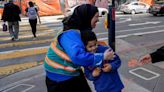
[148,0,164,16]
[65,5,108,17]
[120,1,150,14]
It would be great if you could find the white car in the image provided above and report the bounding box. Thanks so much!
[120,1,150,14]
[65,5,108,17]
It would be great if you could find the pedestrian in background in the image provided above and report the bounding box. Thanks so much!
[139,46,164,65]
[1,0,21,41]
[44,4,112,92]
[81,31,124,92]
[25,1,39,40]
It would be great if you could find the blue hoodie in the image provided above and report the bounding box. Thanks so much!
[84,45,124,92]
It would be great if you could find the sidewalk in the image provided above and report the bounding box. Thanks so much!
[0,39,152,92]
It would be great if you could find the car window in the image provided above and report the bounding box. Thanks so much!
[132,3,138,5]
[139,3,146,7]
[155,0,164,4]
[0,0,5,8]
[125,2,130,5]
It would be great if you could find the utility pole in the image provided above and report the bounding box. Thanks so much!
[108,0,115,51]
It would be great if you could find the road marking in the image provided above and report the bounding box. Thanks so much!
[117,25,164,33]
[0,31,55,41]
[129,67,160,80]
[0,39,52,48]
[0,30,62,60]
[96,25,164,35]
[0,61,43,75]
[0,46,49,54]
[129,21,161,26]
[0,46,49,60]
[116,18,132,23]
[116,29,164,38]
[0,73,44,91]
[2,84,35,92]
[97,29,164,39]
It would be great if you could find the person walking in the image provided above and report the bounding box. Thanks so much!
[25,1,39,40]
[1,0,21,41]
[44,4,113,92]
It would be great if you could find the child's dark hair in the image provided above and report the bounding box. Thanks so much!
[29,1,34,7]
[81,30,97,46]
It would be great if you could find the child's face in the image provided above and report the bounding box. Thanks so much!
[86,40,98,53]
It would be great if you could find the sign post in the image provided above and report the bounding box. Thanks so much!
[108,0,115,51]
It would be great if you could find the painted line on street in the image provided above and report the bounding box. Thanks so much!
[116,29,164,38]
[96,25,164,36]
[129,21,161,26]
[0,39,52,48]
[117,25,164,33]
[0,61,43,75]
[3,84,35,92]
[0,73,44,91]
[0,30,62,60]
[0,31,55,41]
[0,24,52,35]
[129,67,160,80]
[98,29,164,40]
[0,46,49,60]
[0,46,49,54]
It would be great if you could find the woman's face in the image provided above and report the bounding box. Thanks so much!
[91,12,99,28]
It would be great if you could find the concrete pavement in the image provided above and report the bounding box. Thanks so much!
[0,38,152,92]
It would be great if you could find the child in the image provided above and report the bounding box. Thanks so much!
[81,31,124,92]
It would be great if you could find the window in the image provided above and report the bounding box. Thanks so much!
[0,0,5,8]
[133,3,138,5]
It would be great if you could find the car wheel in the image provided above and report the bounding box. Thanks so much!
[123,12,127,14]
[131,10,136,15]
[101,11,106,16]
[153,13,157,16]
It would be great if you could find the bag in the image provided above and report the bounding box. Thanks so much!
[2,23,7,32]
[28,7,37,19]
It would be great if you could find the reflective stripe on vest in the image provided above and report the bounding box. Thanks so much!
[51,42,71,62]
[45,56,76,72]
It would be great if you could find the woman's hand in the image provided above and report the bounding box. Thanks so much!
[139,54,152,65]
[103,49,114,61]
[92,67,101,77]
[102,63,112,72]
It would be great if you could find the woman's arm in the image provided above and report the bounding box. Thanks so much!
[109,54,121,71]
[150,46,164,63]
[58,30,103,67]
[97,45,121,71]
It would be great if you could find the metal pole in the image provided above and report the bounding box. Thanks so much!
[108,0,115,51]
[19,0,22,14]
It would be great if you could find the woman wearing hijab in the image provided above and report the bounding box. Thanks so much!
[44,4,113,92]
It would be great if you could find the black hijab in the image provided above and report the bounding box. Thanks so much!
[62,4,98,31]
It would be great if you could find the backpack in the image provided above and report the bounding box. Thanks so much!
[28,7,37,19]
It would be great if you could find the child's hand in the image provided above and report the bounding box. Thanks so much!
[92,67,101,77]
[102,63,112,72]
